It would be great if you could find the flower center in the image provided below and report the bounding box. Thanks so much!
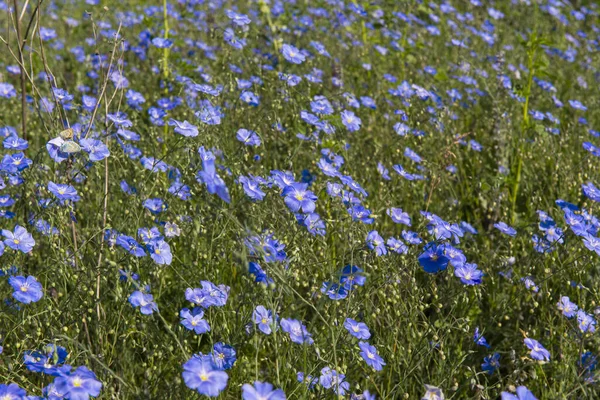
[200,373,208,382]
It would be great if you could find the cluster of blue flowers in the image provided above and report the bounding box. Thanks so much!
[1,0,600,398]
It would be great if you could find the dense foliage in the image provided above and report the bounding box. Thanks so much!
[0,0,600,399]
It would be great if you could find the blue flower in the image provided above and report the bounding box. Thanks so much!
[80,138,110,161]
[341,110,361,132]
[282,183,317,213]
[196,147,230,203]
[128,291,158,315]
[182,354,228,397]
[366,231,387,256]
[321,281,348,300]
[319,367,349,396]
[0,384,26,398]
[474,327,490,348]
[524,338,550,362]
[577,310,596,333]
[418,242,449,273]
[252,305,274,335]
[482,353,500,374]
[340,265,366,289]
[387,208,411,226]
[54,366,103,400]
[211,342,237,370]
[116,235,146,257]
[280,318,313,345]
[344,318,371,339]
[494,221,517,237]
[358,341,386,371]
[185,281,230,308]
[242,381,285,400]
[151,37,173,48]
[501,386,538,400]
[168,119,199,137]
[236,129,261,147]
[147,240,172,265]
[48,181,81,203]
[281,44,305,64]
[454,263,483,285]
[239,175,266,201]
[226,10,251,26]
[556,296,578,318]
[180,307,210,335]
[3,225,35,253]
[582,182,600,202]
[8,276,43,304]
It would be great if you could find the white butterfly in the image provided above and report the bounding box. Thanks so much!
[60,140,81,154]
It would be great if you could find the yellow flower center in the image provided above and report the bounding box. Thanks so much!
[261,318,268,324]
[72,377,83,387]
[13,239,20,244]
[200,373,208,381]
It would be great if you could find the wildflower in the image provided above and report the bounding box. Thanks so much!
[8,276,43,304]
[359,341,386,371]
[80,138,110,161]
[236,129,261,147]
[280,318,313,345]
[454,263,483,285]
[341,110,361,132]
[387,208,411,226]
[344,318,371,339]
[319,367,349,396]
[54,366,102,400]
[557,296,578,318]
[242,381,286,400]
[500,386,537,400]
[494,221,517,237]
[281,44,305,64]
[418,242,450,273]
[211,342,237,370]
[180,307,210,334]
[168,119,199,137]
[366,231,387,256]
[524,338,550,362]
[340,265,366,289]
[48,181,81,203]
[128,291,158,315]
[282,183,317,213]
[482,353,500,374]
[577,310,596,333]
[182,354,228,397]
[252,306,274,335]
[422,385,444,400]
[3,225,35,253]
[146,240,172,265]
[473,327,490,348]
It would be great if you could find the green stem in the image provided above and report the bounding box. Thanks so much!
[510,42,537,225]
[162,0,170,79]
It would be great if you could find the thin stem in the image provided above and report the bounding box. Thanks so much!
[12,0,28,140]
